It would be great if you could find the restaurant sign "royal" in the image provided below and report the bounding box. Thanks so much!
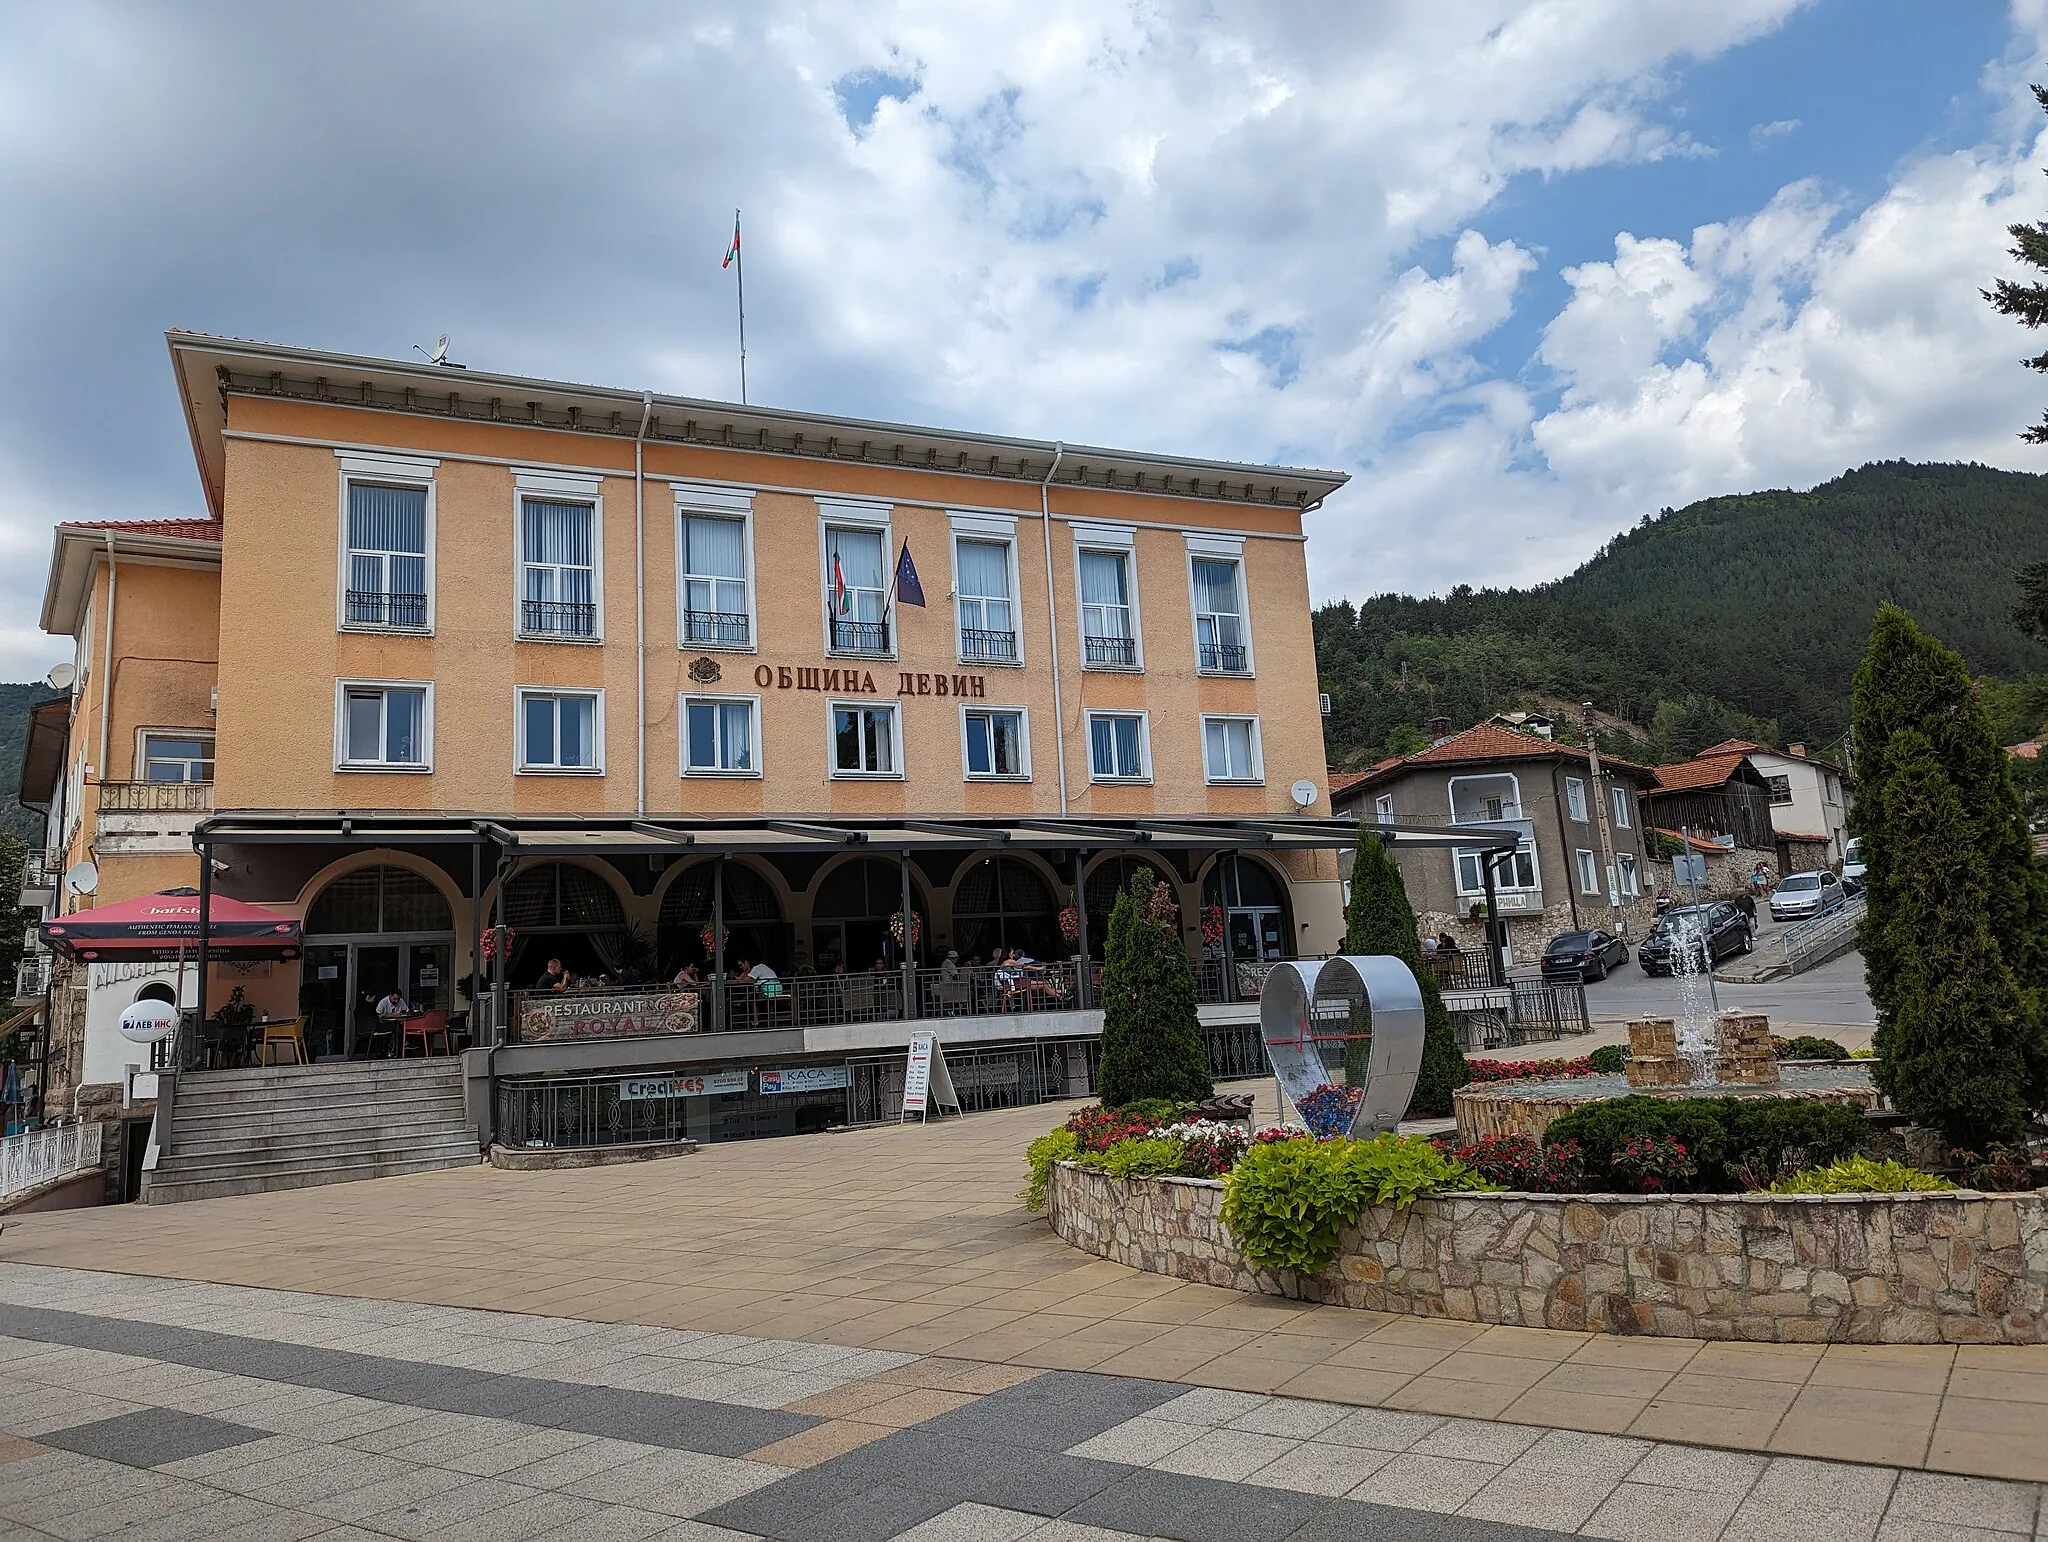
[751,665,987,698]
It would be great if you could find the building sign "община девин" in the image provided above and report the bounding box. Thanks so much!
[751,665,987,698]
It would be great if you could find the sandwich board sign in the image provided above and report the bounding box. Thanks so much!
[900,1031,962,1122]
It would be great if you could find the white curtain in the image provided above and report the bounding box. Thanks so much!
[523,500,594,605]
[684,517,747,614]
[1079,551,1131,637]
[1191,557,1239,617]
[828,529,885,621]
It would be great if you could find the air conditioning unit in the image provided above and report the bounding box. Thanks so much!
[1318,693,1332,716]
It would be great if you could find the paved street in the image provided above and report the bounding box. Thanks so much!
[1,1264,2044,1542]
[1579,944,1876,1040]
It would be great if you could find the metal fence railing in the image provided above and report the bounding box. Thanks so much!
[1441,978,1592,1052]
[97,781,214,814]
[0,1122,102,1201]
[1780,897,1864,972]
[13,954,48,1003]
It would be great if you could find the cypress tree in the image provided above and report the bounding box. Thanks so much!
[1871,729,2032,1149]
[1097,874,1212,1107]
[1343,828,1470,1118]
[1849,604,2048,1108]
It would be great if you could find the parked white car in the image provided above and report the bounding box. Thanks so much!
[1770,868,1847,923]
[1843,837,1866,884]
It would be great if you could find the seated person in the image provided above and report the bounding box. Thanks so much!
[746,958,778,984]
[672,962,701,987]
[536,957,569,991]
[375,989,411,1020]
[939,950,961,983]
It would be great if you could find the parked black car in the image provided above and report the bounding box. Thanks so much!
[1540,929,1630,981]
[1636,902,1752,976]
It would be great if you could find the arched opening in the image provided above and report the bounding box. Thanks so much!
[951,857,1058,965]
[1202,854,1294,964]
[1084,856,1176,957]
[502,862,629,986]
[301,864,457,1059]
[657,862,787,975]
[134,982,177,1006]
[812,859,930,974]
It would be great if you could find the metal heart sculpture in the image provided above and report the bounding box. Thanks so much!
[1258,955,1426,1139]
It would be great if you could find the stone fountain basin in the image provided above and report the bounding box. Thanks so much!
[1452,1061,1880,1144]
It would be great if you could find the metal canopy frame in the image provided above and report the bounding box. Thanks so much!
[193,810,1524,857]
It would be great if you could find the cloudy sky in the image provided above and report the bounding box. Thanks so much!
[3,0,2048,679]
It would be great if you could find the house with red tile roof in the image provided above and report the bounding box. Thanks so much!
[1329,723,1660,960]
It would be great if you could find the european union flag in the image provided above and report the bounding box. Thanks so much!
[894,541,926,607]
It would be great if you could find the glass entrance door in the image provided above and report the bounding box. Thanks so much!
[304,945,349,1060]
[353,945,402,1058]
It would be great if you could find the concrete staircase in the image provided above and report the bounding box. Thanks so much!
[143,1060,480,1204]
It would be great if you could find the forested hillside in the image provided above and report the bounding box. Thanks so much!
[0,683,53,842]
[1317,462,2048,769]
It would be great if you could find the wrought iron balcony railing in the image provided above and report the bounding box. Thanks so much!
[1083,634,1137,667]
[1197,642,1249,673]
[98,781,214,814]
[521,599,598,638]
[828,615,890,655]
[959,628,1018,663]
[683,610,751,647]
[344,590,427,628]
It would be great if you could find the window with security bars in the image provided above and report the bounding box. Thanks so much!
[1079,549,1137,667]
[681,515,750,646]
[955,539,1017,661]
[345,483,427,628]
[825,527,888,653]
[1191,557,1248,672]
[520,498,597,638]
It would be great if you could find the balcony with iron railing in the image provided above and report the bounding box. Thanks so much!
[1197,642,1249,674]
[958,628,1018,664]
[344,590,427,629]
[14,953,49,1002]
[828,614,891,656]
[97,781,214,814]
[1083,634,1138,668]
[520,599,598,639]
[683,610,751,647]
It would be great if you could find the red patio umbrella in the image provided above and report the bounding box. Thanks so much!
[39,887,301,963]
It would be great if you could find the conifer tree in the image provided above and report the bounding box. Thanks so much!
[1985,84,2048,444]
[1850,604,2048,1120]
[1097,874,1212,1107]
[1870,730,2033,1149]
[1342,828,1469,1118]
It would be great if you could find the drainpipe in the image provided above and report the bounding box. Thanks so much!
[1039,445,1068,815]
[634,392,654,817]
[95,534,117,788]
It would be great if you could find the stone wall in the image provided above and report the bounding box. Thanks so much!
[1048,1162,2048,1345]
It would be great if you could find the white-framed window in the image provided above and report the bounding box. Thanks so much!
[1086,711,1149,781]
[1188,549,1251,674]
[823,523,890,656]
[342,480,431,631]
[1373,793,1394,823]
[1456,845,1536,894]
[683,694,759,776]
[517,478,600,640]
[962,706,1029,780]
[1077,540,1140,669]
[336,680,431,772]
[1609,784,1632,829]
[1565,776,1588,822]
[1577,850,1602,895]
[517,689,603,774]
[679,510,753,649]
[1201,715,1262,784]
[830,700,900,777]
[954,535,1019,664]
[1618,853,1639,897]
[140,732,213,784]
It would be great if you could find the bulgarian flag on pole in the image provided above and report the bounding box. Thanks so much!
[722,212,741,270]
[832,554,851,615]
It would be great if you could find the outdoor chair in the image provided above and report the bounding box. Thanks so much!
[932,980,970,1016]
[259,1018,308,1066]
[838,974,877,1022]
[400,1010,451,1058]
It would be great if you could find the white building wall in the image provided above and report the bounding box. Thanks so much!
[1748,750,1851,862]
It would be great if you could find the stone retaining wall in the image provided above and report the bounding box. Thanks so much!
[1047,1162,2048,1344]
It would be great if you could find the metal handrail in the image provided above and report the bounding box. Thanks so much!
[1781,896,1864,968]
[0,1123,102,1201]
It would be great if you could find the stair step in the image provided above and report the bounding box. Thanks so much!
[167,1125,476,1158]
[143,1150,481,1204]
[170,1093,467,1120]
[154,1140,480,1182]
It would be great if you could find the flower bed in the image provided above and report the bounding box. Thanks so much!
[1046,1162,2048,1344]
[1462,1056,1600,1085]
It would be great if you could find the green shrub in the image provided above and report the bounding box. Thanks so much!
[1541,1095,1868,1191]
[1077,1135,1187,1180]
[1342,830,1469,1116]
[1220,1134,1489,1275]
[1117,1098,1189,1123]
[1777,1035,1849,1061]
[1022,1127,1078,1210]
[1588,1045,1628,1074]
[1772,1156,1954,1194]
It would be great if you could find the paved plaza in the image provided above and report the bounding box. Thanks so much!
[1,1093,2047,1539]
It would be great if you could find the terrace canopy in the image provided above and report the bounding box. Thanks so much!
[38,887,302,964]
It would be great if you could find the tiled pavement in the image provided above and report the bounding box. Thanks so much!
[1,1266,2044,1541]
[2,1084,2048,1530]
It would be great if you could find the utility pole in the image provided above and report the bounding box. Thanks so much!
[1583,701,1624,933]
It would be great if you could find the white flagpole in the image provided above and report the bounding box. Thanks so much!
[733,209,748,405]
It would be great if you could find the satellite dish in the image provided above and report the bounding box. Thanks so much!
[64,861,98,895]
[413,333,453,366]
[119,999,179,1046]
[44,663,74,692]
[1290,779,1319,811]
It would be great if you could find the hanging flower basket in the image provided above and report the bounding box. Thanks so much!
[889,910,922,948]
[1057,905,1082,944]
[699,923,729,951]
[1200,905,1225,947]
[480,925,515,961]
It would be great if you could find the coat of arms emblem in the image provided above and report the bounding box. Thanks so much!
[687,656,722,684]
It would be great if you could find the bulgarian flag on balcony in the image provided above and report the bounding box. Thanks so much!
[832,554,851,615]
